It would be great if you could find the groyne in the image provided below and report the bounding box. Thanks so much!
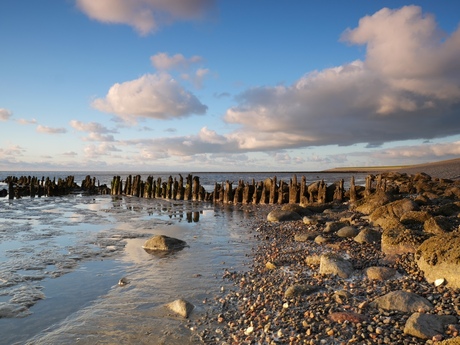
[0,173,378,205]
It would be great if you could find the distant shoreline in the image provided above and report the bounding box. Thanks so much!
[324,157,460,180]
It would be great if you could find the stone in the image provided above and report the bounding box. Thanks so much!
[365,266,397,281]
[337,226,359,238]
[294,232,318,242]
[305,254,321,266]
[267,209,302,222]
[319,253,353,278]
[370,290,432,313]
[381,228,429,255]
[354,228,381,244]
[314,235,329,244]
[416,232,460,289]
[329,311,368,323]
[284,284,319,298]
[281,204,312,217]
[438,337,460,345]
[370,199,420,228]
[142,235,187,251]
[404,312,457,339]
[166,299,194,318]
[324,221,348,233]
[400,210,432,226]
[424,216,453,234]
[355,190,394,215]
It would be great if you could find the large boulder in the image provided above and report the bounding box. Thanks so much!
[370,290,432,313]
[370,199,420,228]
[365,266,397,281]
[355,190,394,215]
[281,204,312,217]
[142,235,187,251]
[416,232,460,289]
[404,312,457,339]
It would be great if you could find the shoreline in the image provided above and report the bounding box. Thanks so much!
[193,168,460,344]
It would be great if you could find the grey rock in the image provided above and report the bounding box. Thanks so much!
[337,226,359,238]
[370,290,432,313]
[319,253,353,278]
[416,232,460,289]
[354,228,381,244]
[166,299,194,318]
[142,235,187,251]
[267,209,302,222]
[404,312,457,339]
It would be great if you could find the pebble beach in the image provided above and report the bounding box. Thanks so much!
[191,159,460,345]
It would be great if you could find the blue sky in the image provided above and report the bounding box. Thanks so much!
[1,1,460,172]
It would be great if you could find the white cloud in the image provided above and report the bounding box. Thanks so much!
[70,120,116,134]
[83,143,122,158]
[17,118,37,125]
[222,6,460,151]
[36,125,67,134]
[151,53,202,70]
[92,73,207,122]
[0,145,25,157]
[76,0,215,35]
[0,108,12,121]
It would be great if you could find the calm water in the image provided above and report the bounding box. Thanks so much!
[0,171,367,344]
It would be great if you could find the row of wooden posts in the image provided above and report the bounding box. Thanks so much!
[2,173,380,204]
[109,173,371,205]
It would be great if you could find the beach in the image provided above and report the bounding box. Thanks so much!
[1,159,460,344]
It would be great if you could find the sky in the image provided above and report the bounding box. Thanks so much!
[1,1,460,172]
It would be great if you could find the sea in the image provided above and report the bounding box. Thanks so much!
[0,171,368,344]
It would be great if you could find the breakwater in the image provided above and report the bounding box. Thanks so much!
[1,173,378,205]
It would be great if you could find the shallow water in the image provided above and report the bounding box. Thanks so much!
[0,195,258,345]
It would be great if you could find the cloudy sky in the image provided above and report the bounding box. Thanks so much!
[1,1,460,172]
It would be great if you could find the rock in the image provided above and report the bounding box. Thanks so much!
[370,290,432,313]
[305,254,321,266]
[416,232,460,289]
[370,199,420,229]
[314,235,329,244]
[381,228,429,255]
[365,266,397,281]
[424,216,453,234]
[329,311,368,323]
[267,209,302,222]
[336,226,359,238]
[302,216,315,225]
[265,261,277,270]
[355,190,394,215]
[281,204,312,217]
[324,221,348,233]
[354,228,381,244]
[294,232,318,242]
[319,253,354,278]
[400,210,432,226]
[166,299,194,318]
[142,235,187,251]
[404,312,457,339]
[0,302,30,318]
[438,337,460,345]
[284,284,319,298]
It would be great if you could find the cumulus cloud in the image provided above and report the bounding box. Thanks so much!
[76,0,215,35]
[36,125,67,134]
[92,73,207,122]
[151,53,202,70]
[222,6,460,151]
[0,108,12,121]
